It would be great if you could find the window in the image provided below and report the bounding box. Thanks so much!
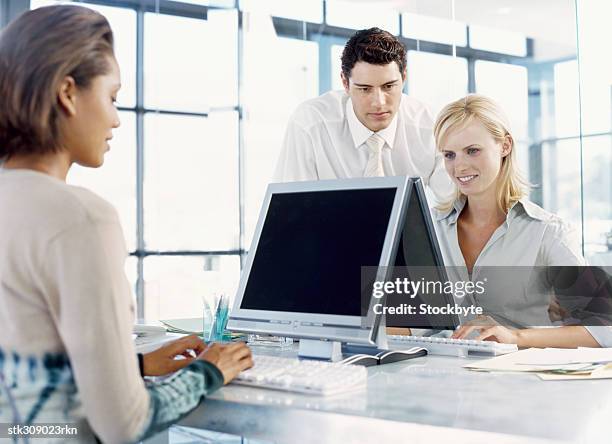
[240,0,323,23]
[330,44,344,91]
[582,135,612,263]
[554,60,580,139]
[575,2,612,135]
[469,25,527,57]
[402,13,467,47]
[576,0,612,264]
[475,60,528,141]
[144,112,239,251]
[325,1,398,34]
[407,51,468,118]
[243,36,319,246]
[144,12,209,113]
[208,8,239,107]
[541,139,582,231]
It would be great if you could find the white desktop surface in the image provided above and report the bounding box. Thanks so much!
[143,344,612,444]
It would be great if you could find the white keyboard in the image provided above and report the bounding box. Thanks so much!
[232,355,367,396]
[387,335,518,357]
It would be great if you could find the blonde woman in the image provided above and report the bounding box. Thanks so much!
[432,94,610,348]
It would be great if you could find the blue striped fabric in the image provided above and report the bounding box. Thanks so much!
[0,348,224,443]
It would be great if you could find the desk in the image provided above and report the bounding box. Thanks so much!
[145,346,612,444]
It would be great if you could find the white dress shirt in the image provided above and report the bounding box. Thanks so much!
[433,196,612,346]
[274,90,454,204]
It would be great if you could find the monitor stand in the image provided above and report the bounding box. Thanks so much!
[343,323,388,357]
[297,324,389,362]
[298,339,343,361]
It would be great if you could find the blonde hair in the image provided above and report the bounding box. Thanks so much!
[433,94,529,212]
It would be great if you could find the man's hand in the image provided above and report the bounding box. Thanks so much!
[197,342,253,384]
[142,335,207,376]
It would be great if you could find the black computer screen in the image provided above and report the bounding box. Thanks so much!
[386,188,458,328]
[395,189,439,268]
[240,188,397,316]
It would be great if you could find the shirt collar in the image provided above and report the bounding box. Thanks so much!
[346,96,398,150]
[435,195,467,224]
[508,198,551,223]
[436,196,550,225]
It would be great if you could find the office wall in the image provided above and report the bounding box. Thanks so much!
[6,0,611,321]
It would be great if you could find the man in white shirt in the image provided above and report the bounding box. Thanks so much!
[274,27,453,203]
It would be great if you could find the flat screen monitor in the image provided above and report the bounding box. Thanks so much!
[228,177,410,349]
[385,180,460,329]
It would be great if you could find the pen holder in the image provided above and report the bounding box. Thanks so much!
[203,294,230,342]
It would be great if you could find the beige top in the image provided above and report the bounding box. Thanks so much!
[432,196,612,346]
[0,168,172,444]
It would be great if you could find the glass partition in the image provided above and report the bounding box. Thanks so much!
[575,1,612,265]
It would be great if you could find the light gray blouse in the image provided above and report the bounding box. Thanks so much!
[432,196,612,347]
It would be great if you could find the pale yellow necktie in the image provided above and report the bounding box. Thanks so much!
[364,133,385,177]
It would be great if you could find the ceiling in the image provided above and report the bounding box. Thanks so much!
[331,0,578,59]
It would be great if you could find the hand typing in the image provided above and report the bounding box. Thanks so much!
[142,335,206,376]
[197,342,253,384]
[451,315,520,344]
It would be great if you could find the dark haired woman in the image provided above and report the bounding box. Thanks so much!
[0,5,252,443]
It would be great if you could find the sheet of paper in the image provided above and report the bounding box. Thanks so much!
[464,348,612,372]
[513,347,612,365]
[537,365,612,381]
[160,317,203,335]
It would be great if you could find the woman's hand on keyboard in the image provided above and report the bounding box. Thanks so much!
[451,315,519,344]
[143,335,207,376]
[198,342,254,384]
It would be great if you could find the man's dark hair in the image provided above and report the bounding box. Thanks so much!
[0,5,114,160]
[341,27,407,79]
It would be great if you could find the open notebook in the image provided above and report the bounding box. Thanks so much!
[341,347,427,367]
